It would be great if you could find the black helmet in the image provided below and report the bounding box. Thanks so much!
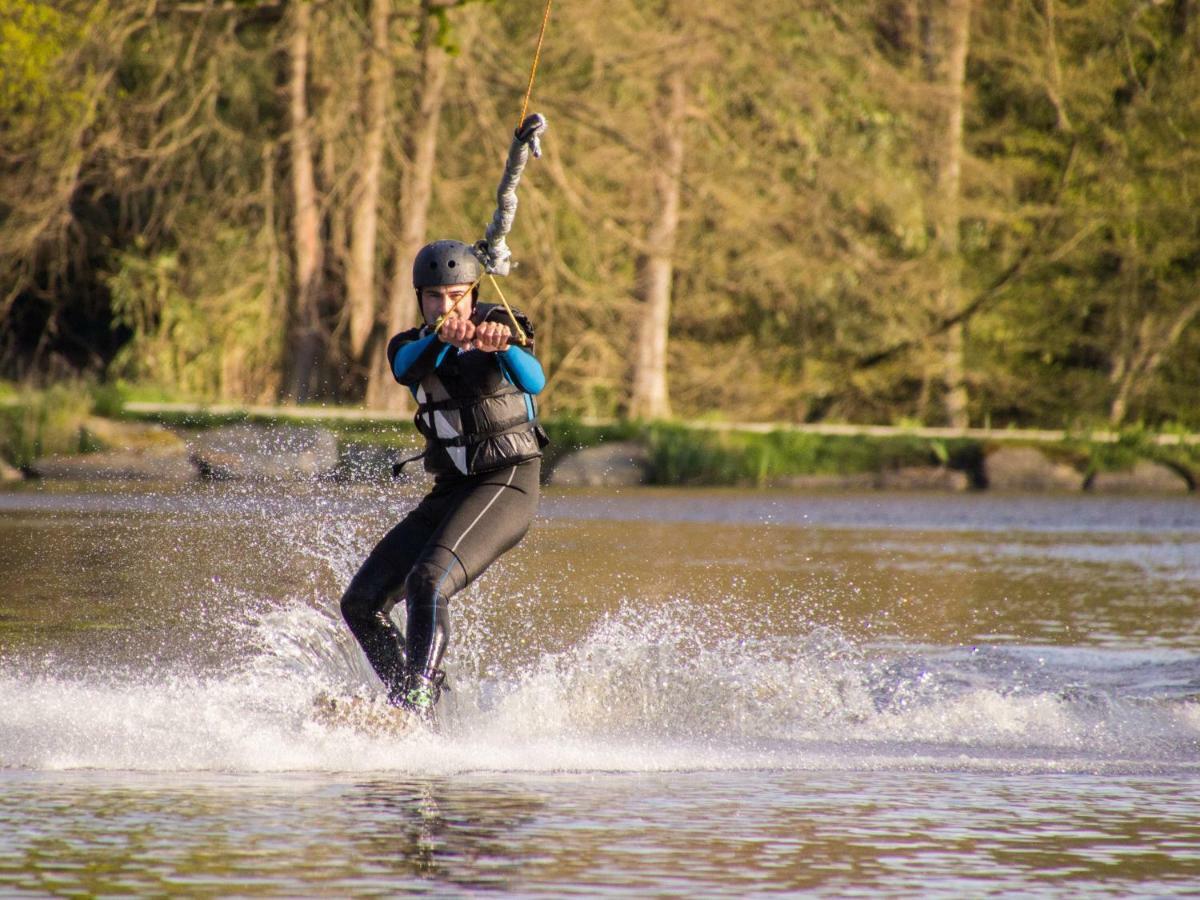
[412,240,483,289]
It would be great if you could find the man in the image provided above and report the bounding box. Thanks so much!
[339,238,547,725]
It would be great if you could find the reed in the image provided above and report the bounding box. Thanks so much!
[0,382,99,468]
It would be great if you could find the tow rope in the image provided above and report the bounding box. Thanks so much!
[517,0,554,131]
[400,0,553,476]
[430,0,553,347]
[475,0,554,344]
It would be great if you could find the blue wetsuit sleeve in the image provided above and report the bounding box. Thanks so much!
[498,345,546,394]
[391,332,448,386]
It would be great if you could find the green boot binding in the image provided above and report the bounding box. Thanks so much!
[398,668,446,728]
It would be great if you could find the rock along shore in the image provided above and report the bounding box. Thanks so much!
[5,411,1196,493]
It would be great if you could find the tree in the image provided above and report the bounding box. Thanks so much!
[346,0,392,366]
[2,0,1198,430]
[919,0,972,427]
[367,0,451,410]
[965,0,1200,427]
[1089,1,1200,426]
[0,2,131,375]
[282,0,324,402]
[629,66,685,420]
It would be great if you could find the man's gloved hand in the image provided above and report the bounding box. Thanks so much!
[515,113,547,158]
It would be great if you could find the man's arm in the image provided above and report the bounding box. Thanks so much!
[388,328,451,387]
[498,345,546,394]
[472,306,546,393]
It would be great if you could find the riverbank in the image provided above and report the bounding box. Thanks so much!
[1,387,1197,491]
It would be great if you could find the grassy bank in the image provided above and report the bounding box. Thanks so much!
[2,381,1197,488]
[0,381,106,468]
[548,422,1194,489]
[539,419,980,486]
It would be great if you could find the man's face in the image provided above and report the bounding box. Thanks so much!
[420,283,474,326]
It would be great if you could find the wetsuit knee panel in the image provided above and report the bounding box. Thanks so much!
[404,556,461,607]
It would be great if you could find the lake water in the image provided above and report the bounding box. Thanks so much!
[1,481,1198,895]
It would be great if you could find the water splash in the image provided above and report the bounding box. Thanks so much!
[2,597,1197,775]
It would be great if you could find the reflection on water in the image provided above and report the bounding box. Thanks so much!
[0,482,1198,894]
[2,770,1198,896]
[0,773,548,894]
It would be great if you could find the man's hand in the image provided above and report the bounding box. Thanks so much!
[437,317,511,352]
[438,316,476,350]
[473,321,512,353]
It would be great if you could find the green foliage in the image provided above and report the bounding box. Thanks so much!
[969,0,1200,428]
[0,382,95,467]
[1061,429,1200,487]
[106,224,284,402]
[1074,432,1146,476]
[1,0,1198,433]
[642,428,951,487]
[540,416,641,471]
[88,382,126,419]
[0,2,87,117]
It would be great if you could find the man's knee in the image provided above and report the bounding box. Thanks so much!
[403,561,451,610]
[340,586,379,628]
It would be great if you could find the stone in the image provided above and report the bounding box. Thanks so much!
[27,417,196,482]
[81,416,184,451]
[769,472,880,490]
[770,468,969,491]
[878,466,971,491]
[188,424,340,480]
[29,447,196,482]
[549,441,652,487]
[1087,461,1190,494]
[0,457,23,482]
[983,446,1083,492]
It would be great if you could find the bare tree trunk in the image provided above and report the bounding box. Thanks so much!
[629,68,686,421]
[283,0,324,403]
[876,0,921,64]
[1107,213,1139,427]
[366,3,448,410]
[1108,382,1129,429]
[1108,300,1200,426]
[922,0,971,427]
[1172,0,1191,35]
[262,140,283,403]
[1042,0,1071,132]
[347,0,391,365]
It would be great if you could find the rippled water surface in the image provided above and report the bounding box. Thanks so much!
[1,482,1198,896]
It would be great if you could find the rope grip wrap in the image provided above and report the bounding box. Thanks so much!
[478,113,548,278]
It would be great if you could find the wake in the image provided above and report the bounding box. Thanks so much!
[2,600,1197,775]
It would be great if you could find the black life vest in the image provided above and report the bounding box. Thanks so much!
[403,305,547,477]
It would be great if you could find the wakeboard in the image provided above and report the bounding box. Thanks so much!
[311,691,423,737]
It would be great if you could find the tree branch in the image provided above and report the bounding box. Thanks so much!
[854,139,1080,370]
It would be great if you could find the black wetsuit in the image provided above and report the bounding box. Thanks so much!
[339,304,546,702]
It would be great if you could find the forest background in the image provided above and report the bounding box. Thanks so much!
[2,0,1198,432]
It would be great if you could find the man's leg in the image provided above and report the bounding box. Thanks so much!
[401,460,540,707]
[339,492,446,698]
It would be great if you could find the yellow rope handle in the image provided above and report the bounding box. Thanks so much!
[517,0,553,130]
[428,277,529,348]
[486,273,530,346]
